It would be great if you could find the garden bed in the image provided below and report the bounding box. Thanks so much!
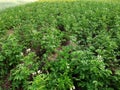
[0,0,120,90]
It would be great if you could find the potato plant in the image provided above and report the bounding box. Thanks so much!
[0,0,120,90]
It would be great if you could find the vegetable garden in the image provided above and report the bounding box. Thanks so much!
[0,0,120,90]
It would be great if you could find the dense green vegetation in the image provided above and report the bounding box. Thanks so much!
[0,0,120,90]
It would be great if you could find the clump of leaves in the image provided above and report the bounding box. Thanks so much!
[10,52,39,90]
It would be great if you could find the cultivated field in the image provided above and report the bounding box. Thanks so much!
[0,0,120,90]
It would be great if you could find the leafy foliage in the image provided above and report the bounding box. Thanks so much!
[0,0,120,90]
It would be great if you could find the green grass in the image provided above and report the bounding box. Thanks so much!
[0,0,120,90]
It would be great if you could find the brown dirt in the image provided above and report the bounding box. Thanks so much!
[7,28,14,35]
[1,74,11,90]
